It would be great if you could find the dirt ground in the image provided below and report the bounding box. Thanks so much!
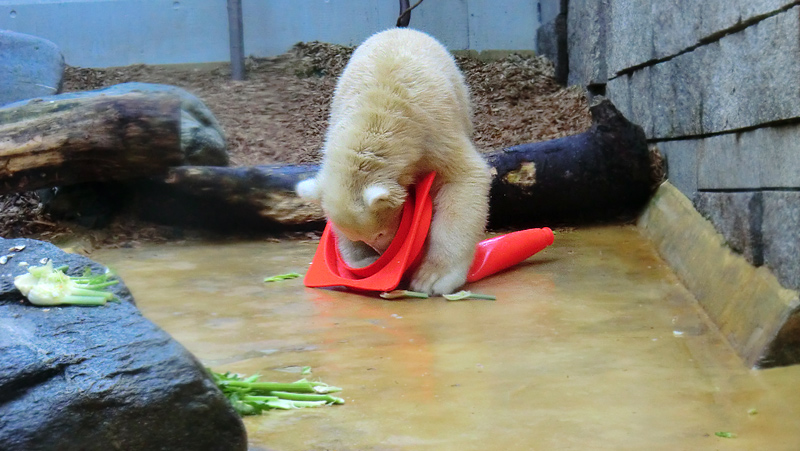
[0,42,592,245]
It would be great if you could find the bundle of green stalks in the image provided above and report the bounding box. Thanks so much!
[210,370,345,416]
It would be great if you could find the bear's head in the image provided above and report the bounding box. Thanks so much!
[296,176,406,253]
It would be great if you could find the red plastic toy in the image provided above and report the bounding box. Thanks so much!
[303,172,554,292]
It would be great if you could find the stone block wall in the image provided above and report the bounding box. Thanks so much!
[563,0,800,292]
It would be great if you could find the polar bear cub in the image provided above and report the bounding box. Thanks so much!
[296,28,491,295]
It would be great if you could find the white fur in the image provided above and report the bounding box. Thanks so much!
[362,185,391,208]
[296,28,491,295]
[295,178,321,203]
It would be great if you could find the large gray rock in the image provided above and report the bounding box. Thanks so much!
[612,47,707,139]
[650,122,800,198]
[628,66,654,137]
[604,75,630,117]
[649,48,705,137]
[0,237,247,451]
[0,30,65,106]
[3,82,229,166]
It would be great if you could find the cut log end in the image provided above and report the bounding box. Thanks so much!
[0,92,183,195]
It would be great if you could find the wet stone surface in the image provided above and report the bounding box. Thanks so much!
[0,237,246,451]
[92,225,800,450]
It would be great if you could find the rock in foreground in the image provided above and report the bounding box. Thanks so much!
[0,237,246,451]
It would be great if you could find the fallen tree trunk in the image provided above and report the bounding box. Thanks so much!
[0,92,183,195]
[133,165,325,230]
[485,98,659,226]
[130,98,658,230]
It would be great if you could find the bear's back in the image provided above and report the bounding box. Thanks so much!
[330,28,471,139]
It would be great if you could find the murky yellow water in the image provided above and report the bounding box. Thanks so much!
[91,226,800,451]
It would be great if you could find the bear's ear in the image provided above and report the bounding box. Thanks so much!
[296,178,322,203]
[363,183,405,210]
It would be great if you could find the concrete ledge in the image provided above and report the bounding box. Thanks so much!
[638,182,800,368]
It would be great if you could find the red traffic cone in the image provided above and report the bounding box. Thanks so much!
[303,172,554,292]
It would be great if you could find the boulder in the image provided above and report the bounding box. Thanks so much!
[0,30,65,106]
[0,237,247,451]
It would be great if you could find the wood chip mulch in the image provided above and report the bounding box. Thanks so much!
[1,42,592,244]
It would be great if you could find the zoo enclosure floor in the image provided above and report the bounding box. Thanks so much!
[91,225,800,451]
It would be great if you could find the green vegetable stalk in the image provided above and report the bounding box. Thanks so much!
[264,273,301,282]
[380,290,429,299]
[14,261,118,306]
[210,370,345,416]
[443,290,496,301]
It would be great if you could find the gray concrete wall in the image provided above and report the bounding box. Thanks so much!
[536,0,568,83]
[567,0,800,292]
[0,0,538,68]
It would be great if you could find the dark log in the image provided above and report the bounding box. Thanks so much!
[486,98,658,227]
[130,99,658,231]
[0,92,183,195]
[133,165,325,231]
[17,97,656,231]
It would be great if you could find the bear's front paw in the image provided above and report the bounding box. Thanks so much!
[410,261,469,296]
